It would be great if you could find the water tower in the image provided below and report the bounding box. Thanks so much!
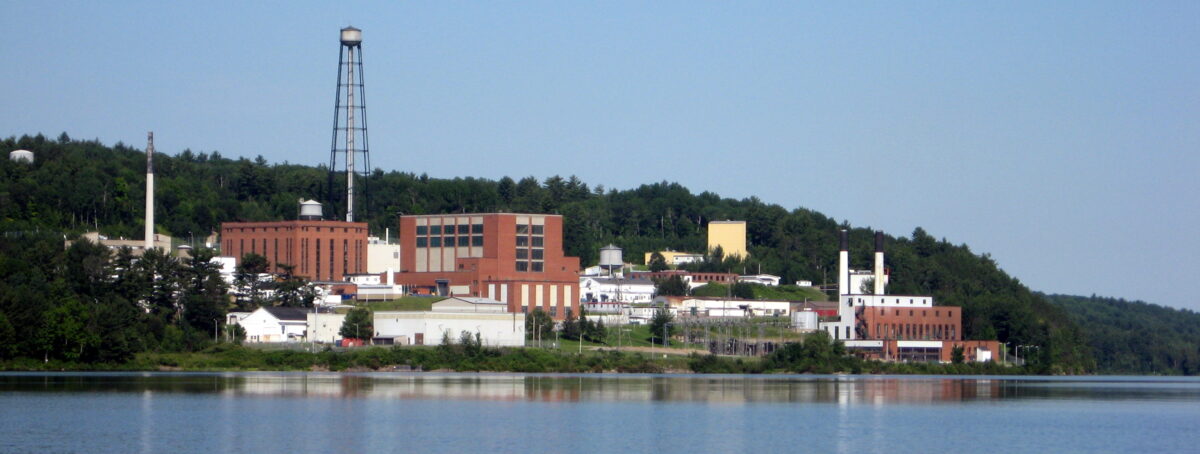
[298,199,324,220]
[9,149,33,164]
[327,26,371,222]
[599,244,623,276]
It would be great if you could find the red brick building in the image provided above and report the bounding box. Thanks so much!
[390,213,581,318]
[220,220,368,282]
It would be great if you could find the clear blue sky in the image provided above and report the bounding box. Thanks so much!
[3,1,1198,310]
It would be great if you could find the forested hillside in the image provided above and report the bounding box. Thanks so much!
[1044,294,1200,374]
[1,133,1096,371]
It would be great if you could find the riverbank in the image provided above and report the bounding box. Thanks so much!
[0,343,1027,375]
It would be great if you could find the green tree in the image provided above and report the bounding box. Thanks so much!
[649,307,673,345]
[951,345,965,364]
[648,252,668,272]
[525,308,554,341]
[562,308,580,341]
[234,252,270,310]
[655,275,688,297]
[0,312,17,359]
[340,308,373,340]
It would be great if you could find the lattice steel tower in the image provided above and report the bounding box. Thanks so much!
[328,26,370,222]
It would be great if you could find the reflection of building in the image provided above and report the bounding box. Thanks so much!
[374,297,525,346]
[390,213,580,319]
[821,230,1000,363]
[708,220,747,258]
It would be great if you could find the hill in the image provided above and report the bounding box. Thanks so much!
[2,133,1091,371]
[1043,293,1200,374]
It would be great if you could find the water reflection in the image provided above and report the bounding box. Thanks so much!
[2,372,1198,405]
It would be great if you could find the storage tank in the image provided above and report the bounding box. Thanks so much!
[599,244,623,269]
[9,149,33,164]
[298,199,324,220]
[791,310,818,332]
[340,26,362,46]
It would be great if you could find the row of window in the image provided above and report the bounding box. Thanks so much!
[415,224,484,235]
[516,262,545,272]
[229,226,364,233]
[875,309,952,317]
[416,236,484,248]
[875,323,956,340]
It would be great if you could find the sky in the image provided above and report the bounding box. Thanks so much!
[3,1,1198,310]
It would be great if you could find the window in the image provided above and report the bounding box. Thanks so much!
[532,262,543,272]
[516,262,528,272]
[549,306,557,317]
[532,237,543,247]
[457,224,470,234]
[516,236,529,247]
[516,249,528,259]
[532,225,544,235]
[472,223,483,233]
[516,224,530,234]
[416,237,427,248]
[431,225,442,235]
[416,225,428,235]
[457,236,469,247]
[472,236,483,247]
[430,237,441,247]
[531,249,543,260]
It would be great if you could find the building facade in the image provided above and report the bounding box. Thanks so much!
[707,220,747,258]
[391,213,581,318]
[220,220,368,282]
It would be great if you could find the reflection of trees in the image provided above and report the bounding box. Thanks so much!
[5,374,1197,405]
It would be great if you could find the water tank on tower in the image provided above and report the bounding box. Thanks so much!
[299,199,324,220]
[9,149,33,164]
[599,244,623,271]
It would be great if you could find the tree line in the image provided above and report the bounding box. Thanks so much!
[0,133,1104,372]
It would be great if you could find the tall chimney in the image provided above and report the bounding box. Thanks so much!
[838,229,849,296]
[144,132,155,251]
[873,231,885,295]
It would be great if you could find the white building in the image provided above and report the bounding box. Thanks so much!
[351,268,406,301]
[237,307,310,343]
[662,297,793,318]
[738,274,781,286]
[307,312,347,344]
[580,276,656,304]
[366,235,401,274]
[374,297,525,347]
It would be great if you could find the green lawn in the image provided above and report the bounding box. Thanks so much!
[342,296,444,313]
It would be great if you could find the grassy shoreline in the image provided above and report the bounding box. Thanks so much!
[0,343,1029,375]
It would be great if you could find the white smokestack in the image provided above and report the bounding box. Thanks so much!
[144,132,155,251]
[838,230,849,296]
[873,231,885,295]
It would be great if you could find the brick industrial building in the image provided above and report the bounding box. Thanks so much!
[820,230,1001,362]
[388,213,581,318]
[220,201,368,282]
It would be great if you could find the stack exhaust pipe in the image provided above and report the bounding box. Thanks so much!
[874,231,885,295]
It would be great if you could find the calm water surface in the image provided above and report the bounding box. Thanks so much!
[1,372,1197,453]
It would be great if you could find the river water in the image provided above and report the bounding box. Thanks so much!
[1,372,1197,453]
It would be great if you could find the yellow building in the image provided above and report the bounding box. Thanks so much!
[707,221,747,259]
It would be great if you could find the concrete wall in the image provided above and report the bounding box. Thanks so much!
[375,311,525,347]
[306,313,347,343]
